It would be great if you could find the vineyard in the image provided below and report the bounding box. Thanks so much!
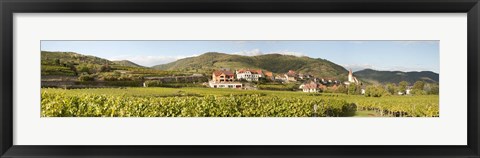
[40,87,439,117]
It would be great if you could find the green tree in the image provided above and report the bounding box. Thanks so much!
[365,85,387,97]
[54,59,61,65]
[348,83,357,95]
[100,64,111,72]
[386,83,396,95]
[425,83,439,95]
[411,81,426,95]
[398,81,409,94]
[335,85,347,94]
[78,73,95,81]
[413,81,425,90]
[77,64,90,74]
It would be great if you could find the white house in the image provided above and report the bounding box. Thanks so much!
[285,70,297,82]
[236,69,263,82]
[275,75,288,82]
[209,82,243,88]
[301,81,320,93]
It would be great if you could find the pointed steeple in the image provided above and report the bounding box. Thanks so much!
[348,69,353,82]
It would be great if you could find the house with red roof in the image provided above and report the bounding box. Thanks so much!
[235,69,263,82]
[209,70,242,88]
[299,81,321,93]
[284,70,297,82]
[212,70,235,82]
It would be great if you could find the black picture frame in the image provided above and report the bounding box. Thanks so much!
[1,0,479,157]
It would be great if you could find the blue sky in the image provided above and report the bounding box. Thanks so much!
[41,40,439,73]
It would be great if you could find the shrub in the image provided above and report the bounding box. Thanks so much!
[78,73,95,82]
[365,85,387,97]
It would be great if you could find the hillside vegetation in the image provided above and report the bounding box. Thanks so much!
[41,51,189,79]
[153,52,349,80]
[112,60,144,68]
[354,69,439,84]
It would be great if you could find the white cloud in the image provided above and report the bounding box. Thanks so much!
[109,54,198,67]
[342,64,375,72]
[271,50,305,57]
[233,49,264,56]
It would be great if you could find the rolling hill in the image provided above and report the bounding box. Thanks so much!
[41,51,114,65]
[353,69,439,85]
[152,52,349,80]
[42,51,439,85]
[41,51,145,68]
[112,60,144,68]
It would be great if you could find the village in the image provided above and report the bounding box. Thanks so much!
[207,68,412,95]
[39,42,439,118]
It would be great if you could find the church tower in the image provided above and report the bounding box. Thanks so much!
[348,69,353,82]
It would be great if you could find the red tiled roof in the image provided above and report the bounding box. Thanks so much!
[303,81,319,89]
[264,72,273,77]
[213,70,234,76]
[237,69,263,74]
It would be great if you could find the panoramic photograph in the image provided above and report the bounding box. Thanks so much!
[40,40,439,117]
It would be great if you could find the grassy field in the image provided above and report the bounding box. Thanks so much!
[41,87,439,117]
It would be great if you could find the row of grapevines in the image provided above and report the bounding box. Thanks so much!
[351,96,439,117]
[41,91,356,117]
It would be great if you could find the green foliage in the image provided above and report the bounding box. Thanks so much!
[257,83,298,91]
[41,91,356,117]
[112,60,144,67]
[386,83,397,95]
[347,84,361,95]
[411,81,427,95]
[353,95,439,117]
[424,83,439,95]
[41,65,76,76]
[41,51,185,78]
[41,51,113,66]
[78,73,95,82]
[144,80,204,88]
[354,69,439,84]
[410,89,427,95]
[413,81,425,90]
[99,64,112,72]
[76,64,93,74]
[99,72,120,81]
[54,59,61,65]
[365,85,387,97]
[152,52,349,80]
[398,81,409,94]
[40,87,439,117]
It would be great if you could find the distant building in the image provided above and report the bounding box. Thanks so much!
[275,75,288,82]
[297,73,312,80]
[264,71,274,80]
[236,69,263,82]
[212,70,235,82]
[344,69,359,85]
[285,70,297,82]
[300,81,320,93]
[209,82,242,88]
[398,87,412,95]
[209,70,241,88]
